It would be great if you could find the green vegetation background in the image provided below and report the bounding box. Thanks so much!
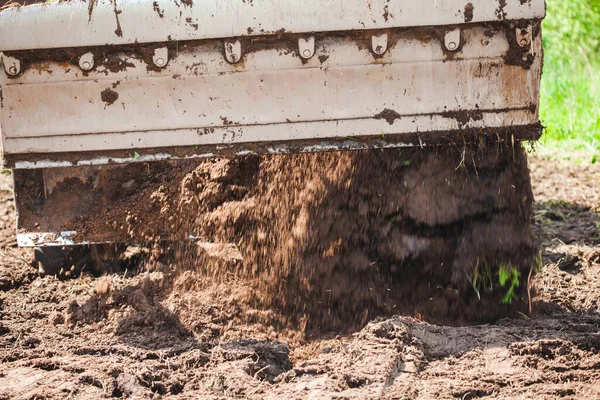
[541,0,600,154]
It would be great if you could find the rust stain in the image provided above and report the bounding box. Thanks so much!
[87,0,98,22]
[442,110,483,128]
[495,0,507,20]
[30,61,54,75]
[318,54,330,64]
[103,56,135,74]
[382,5,393,22]
[220,116,234,126]
[185,17,199,31]
[374,109,401,125]
[101,88,119,106]
[112,0,123,37]
[464,3,474,23]
[152,1,164,18]
[504,24,535,69]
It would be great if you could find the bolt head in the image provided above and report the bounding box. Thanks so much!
[8,66,17,75]
[375,46,384,54]
[448,41,457,50]
[302,49,312,58]
[155,58,165,67]
[79,53,94,71]
[230,54,238,63]
[519,38,530,46]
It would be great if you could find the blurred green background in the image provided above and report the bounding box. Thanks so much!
[540,0,600,155]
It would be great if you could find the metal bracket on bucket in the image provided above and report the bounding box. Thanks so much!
[298,37,316,60]
[516,25,533,48]
[152,47,169,68]
[444,29,461,52]
[371,33,388,56]
[1,54,20,76]
[78,52,95,71]
[224,40,242,64]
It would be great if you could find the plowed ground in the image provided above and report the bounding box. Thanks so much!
[0,153,599,400]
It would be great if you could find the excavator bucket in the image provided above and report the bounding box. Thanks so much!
[0,0,545,246]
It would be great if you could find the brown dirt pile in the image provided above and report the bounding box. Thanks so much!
[54,143,538,336]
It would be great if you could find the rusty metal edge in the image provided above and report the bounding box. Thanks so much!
[5,124,543,170]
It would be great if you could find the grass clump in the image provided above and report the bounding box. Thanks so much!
[498,265,520,305]
[472,261,521,305]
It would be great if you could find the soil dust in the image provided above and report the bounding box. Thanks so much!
[44,144,538,338]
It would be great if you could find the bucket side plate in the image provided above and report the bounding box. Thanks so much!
[1,25,542,169]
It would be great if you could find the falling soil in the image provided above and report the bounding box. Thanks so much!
[1,153,600,399]
[13,144,537,337]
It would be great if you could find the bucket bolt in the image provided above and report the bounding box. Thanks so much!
[2,54,21,76]
[152,47,169,68]
[371,33,388,56]
[224,40,243,64]
[298,36,316,60]
[516,25,532,48]
[444,29,461,52]
[78,52,95,71]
